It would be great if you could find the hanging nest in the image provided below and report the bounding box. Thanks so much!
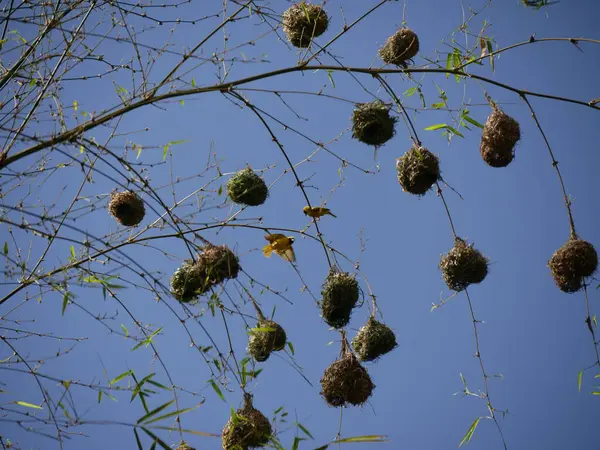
[396,146,440,195]
[227,168,269,207]
[248,319,287,362]
[548,238,598,293]
[222,393,272,450]
[351,100,397,147]
[282,2,329,48]
[352,317,397,362]
[480,105,521,168]
[320,271,360,328]
[379,28,419,67]
[170,260,208,302]
[108,190,145,226]
[198,244,240,285]
[176,443,196,450]
[320,352,375,407]
[440,238,489,292]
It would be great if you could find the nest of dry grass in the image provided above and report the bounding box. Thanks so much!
[176,443,195,450]
[440,238,489,292]
[222,393,272,450]
[227,168,269,207]
[282,2,329,48]
[108,190,145,226]
[379,28,419,66]
[480,105,521,167]
[352,317,397,362]
[320,271,360,328]
[351,100,397,147]
[396,147,440,195]
[548,237,598,293]
[248,319,287,362]
[320,352,375,407]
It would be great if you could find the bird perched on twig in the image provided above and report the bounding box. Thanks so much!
[263,234,296,262]
[303,205,337,219]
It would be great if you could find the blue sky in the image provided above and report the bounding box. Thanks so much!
[1,1,599,449]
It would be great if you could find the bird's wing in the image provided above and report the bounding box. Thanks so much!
[277,247,296,263]
[262,244,273,258]
[265,233,285,243]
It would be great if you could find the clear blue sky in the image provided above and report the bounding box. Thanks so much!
[1,1,599,449]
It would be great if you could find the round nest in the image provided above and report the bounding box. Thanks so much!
[222,393,272,450]
[227,168,269,207]
[248,319,287,362]
[440,238,489,292]
[352,317,397,362]
[379,28,419,66]
[282,2,329,48]
[170,260,208,302]
[108,190,145,226]
[198,244,240,285]
[176,443,196,450]
[480,106,521,168]
[396,147,440,195]
[351,100,397,147]
[321,271,360,329]
[548,238,598,293]
[320,352,375,407]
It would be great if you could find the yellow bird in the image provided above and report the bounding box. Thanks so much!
[303,205,337,219]
[263,234,296,263]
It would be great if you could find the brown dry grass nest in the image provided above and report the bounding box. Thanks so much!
[352,317,397,362]
[379,28,419,66]
[108,190,145,226]
[222,393,271,450]
[320,352,375,407]
[351,100,397,147]
[282,2,329,48]
[440,238,489,292]
[548,237,597,293]
[480,105,521,167]
[320,271,360,328]
[248,319,287,362]
[176,443,195,450]
[170,245,240,302]
[227,168,269,207]
[396,147,440,195]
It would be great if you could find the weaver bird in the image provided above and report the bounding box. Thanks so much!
[263,234,296,263]
[303,206,337,219]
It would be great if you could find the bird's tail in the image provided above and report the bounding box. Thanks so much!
[262,244,273,258]
[327,211,337,218]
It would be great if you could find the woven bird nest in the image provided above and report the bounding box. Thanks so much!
[379,28,419,67]
[548,238,598,293]
[282,2,329,48]
[170,260,208,302]
[320,352,375,407]
[227,168,269,207]
[396,147,440,195]
[351,100,397,147]
[176,443,196,450]
[248,319,287,362]
[440,238,489,292]
[198,244,240,285]
[222,393,272,450]
[480,105,521,167]
[352,317,397,362]
[108,190,145,226]
[321,271,360,328]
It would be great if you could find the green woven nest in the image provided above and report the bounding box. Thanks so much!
[321,271,360,328]
[222,393,272,450]
[379,28,419,67]
[176,443,196,450]
[227,168,269,207]
[108,190,145,226]
[282,2,329,48]
[548,238,598,293]
[352,317,397,362]
[198,244,240,285]
[351,100,397,147]
[480,106,521,168]
[440,238,489,292]
[170,260,208,302]
[320,352,375,407]
[248,319,287,362]
[396,147,440,195]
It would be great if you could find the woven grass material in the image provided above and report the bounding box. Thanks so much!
[176,443,196,450]
[352,317,397,362]
[440,238,489,292]
[227,168,269,206]
[170,260,208,302]
[222,393,272,450]
[320,352,375,407]
[396,146,440,195]
[379,28,419,66]
[282,2,329,48]
[548,238,598,293]
[320,271,360,328]
[480,105,521,167]
[108,190,145,226]
[248,319,287,362]
[351,100,397,147]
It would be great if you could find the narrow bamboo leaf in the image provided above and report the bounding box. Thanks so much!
[287,341,295,355]
[292,436,305,450]
[110,370,132,385]
[424,123,447,131]
[62,292,69,316]
[3,241,7,255]
[463,115,484,129]
[134,428,143,450]
[150,426,217,437]
[140,427,170,450]
[121,324,129,337]
[578,371,583,392]
[459,417,481,447]
[98,390,103,403]
[327,70,335,88]
[404,87,417,97]
[147,380,170,390]
[297,422,313,439]
[143,404,199,425]
[137,400,175,424]
[446,126,464,138]
[591,391,600,395]
[209,379,225,402]
[332,435,389,443]
[14,401,43,410]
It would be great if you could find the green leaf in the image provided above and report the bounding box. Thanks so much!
[297,422,313,439]
[332,435,388,444]
[98,390,103,403]
[110,370,132,385]
[292,436,305,450]
[487,40,494,71]
[137,400,175,424]
[404,87,417,97]
[62,292,69,316]
[209,379,225,402]
[431,102,445,109]
[578,371,583,392]
[463,115,484,129]
[191,78,196,87]
[70,245,76,259]
[146,379,170,390]
[287,341,295,356]
[142,404,199,425]
[459,417,481,447]
[592,391,600,395]
[14,401,43,409]
[179,99,184,106]
[424,123,447,131]
[134,429,143,450]
[3,242,8,255]
[140,427,170,450]
[121,324,129,337]
[249,326,277,333]
[326,70,335,88]
[446,126,464,138]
